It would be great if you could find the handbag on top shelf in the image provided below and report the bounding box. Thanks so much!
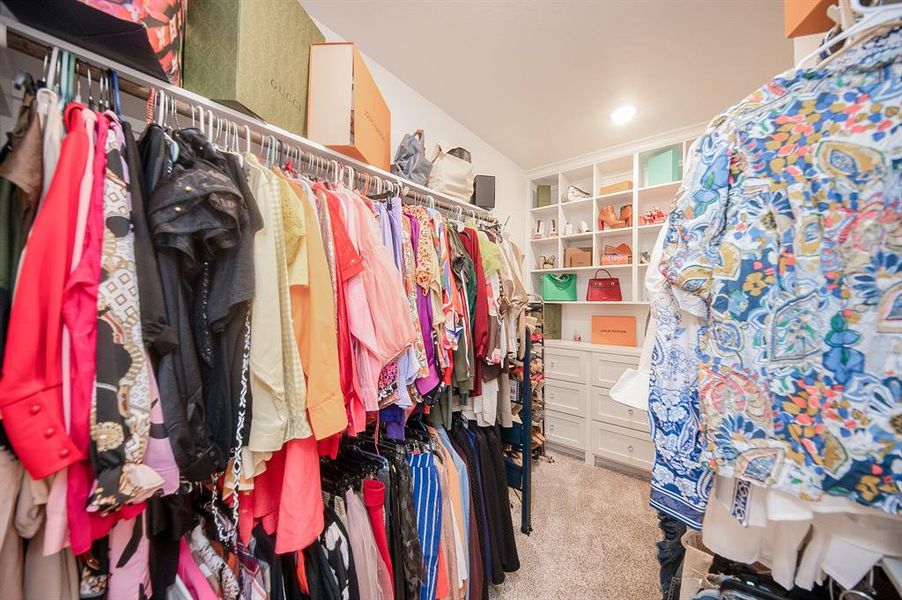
[427,141,476,201]
[391,129,433,185]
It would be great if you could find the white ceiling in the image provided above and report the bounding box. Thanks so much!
[302,0,793,170]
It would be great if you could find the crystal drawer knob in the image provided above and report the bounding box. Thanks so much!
[628,445,634,452]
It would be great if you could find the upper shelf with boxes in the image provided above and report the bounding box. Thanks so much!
[526,129,702,349]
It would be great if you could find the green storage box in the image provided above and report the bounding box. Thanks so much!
[536,184,552,207]
[184,0,323,136]
[646,148,681,186]
[541,273,577,302]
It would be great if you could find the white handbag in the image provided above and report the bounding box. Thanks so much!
[427,141,476,201]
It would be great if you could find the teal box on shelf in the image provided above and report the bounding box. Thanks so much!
[646,148,680,186]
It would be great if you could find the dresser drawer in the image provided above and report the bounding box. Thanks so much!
[545,349,587,381]
[546,380,587,417]
[591,352,638,388]
[592,387,648,432]
[591,422,654,472]
[545,411,586,451]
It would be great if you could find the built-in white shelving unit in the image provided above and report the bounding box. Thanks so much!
[526,126,704,350]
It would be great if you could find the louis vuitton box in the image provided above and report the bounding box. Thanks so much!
[307,42,392,171]
[184,0,323,136]
[591,316,637,347]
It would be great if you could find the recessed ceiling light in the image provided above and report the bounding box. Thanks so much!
[611,105,636,125]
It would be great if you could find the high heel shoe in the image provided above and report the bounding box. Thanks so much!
[598,205,626,230]
[620,204,633,227]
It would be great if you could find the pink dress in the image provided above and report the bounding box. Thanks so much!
[337,189,417,411]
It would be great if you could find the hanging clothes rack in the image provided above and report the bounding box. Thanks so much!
[0,16,498,226]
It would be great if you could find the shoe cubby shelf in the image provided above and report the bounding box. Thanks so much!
[529,219,665,244]
[526,130,703,349]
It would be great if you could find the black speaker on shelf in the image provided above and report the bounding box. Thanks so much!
[471,174,495,209]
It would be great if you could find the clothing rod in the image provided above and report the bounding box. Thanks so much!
[0,16,497,224]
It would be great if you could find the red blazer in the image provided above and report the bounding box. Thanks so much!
[0,104,87,479]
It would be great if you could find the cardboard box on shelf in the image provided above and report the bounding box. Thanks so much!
[536,184,552,207]
[564,247,592,267]
[598,179,633,196]
[307,42,391,170]
[591,316,637,347]
[184,0,321,135]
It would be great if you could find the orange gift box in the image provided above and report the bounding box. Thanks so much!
[307,43,391,170]
[591,316,637,347]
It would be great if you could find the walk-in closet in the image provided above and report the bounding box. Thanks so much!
[0,1,898,599]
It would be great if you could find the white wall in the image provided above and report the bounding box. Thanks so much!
[310,17,529,252]
[793,33,823,64]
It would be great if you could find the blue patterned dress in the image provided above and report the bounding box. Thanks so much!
[650,29,902,526]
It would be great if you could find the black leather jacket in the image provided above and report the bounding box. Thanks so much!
[146,128,245,481]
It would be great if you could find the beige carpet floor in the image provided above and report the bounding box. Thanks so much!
[490,451,661,600]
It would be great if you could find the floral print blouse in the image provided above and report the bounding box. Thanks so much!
[653,28,902,523]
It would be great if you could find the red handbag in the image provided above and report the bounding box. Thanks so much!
[586,269,622,302]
